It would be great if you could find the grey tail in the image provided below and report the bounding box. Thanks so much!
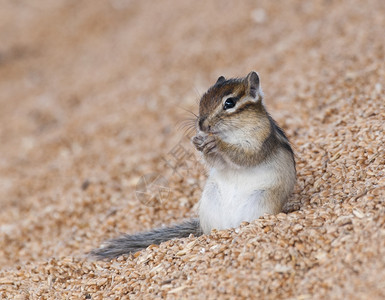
[89,218,202,260]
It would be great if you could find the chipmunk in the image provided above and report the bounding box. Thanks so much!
[90,71,296,259]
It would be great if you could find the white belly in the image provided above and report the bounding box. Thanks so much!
[198,162,279,234]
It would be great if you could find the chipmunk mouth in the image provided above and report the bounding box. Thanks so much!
[206,128,223,136]
[197,126,220,136]
[208,130,220,135]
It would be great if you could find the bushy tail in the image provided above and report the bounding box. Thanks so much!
[90,218,202,260]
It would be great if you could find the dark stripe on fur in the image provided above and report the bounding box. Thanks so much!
[267,114,295,157]
[90,218,202,260]
[256,114,295,168]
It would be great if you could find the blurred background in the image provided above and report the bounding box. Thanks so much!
[0,0,384,277]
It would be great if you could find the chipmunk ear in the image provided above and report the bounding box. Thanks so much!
[215,76,226,85]
[245,71,261,99]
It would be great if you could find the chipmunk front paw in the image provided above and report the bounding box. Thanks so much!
[192,133,217,154]
[192,133,206,151]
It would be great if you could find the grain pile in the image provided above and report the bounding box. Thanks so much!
[0,0,384,299]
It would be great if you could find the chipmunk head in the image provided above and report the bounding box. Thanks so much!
[198,71,270,145]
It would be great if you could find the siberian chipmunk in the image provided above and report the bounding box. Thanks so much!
[91,71,296,259]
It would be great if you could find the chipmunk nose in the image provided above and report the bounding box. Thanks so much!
[198,117,210,132]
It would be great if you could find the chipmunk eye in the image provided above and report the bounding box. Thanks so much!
[223,97,237,110]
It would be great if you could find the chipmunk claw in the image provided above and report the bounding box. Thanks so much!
[192,133,217,154]
[192,134,206,151]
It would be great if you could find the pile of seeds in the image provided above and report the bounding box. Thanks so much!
[0,0,384,298]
